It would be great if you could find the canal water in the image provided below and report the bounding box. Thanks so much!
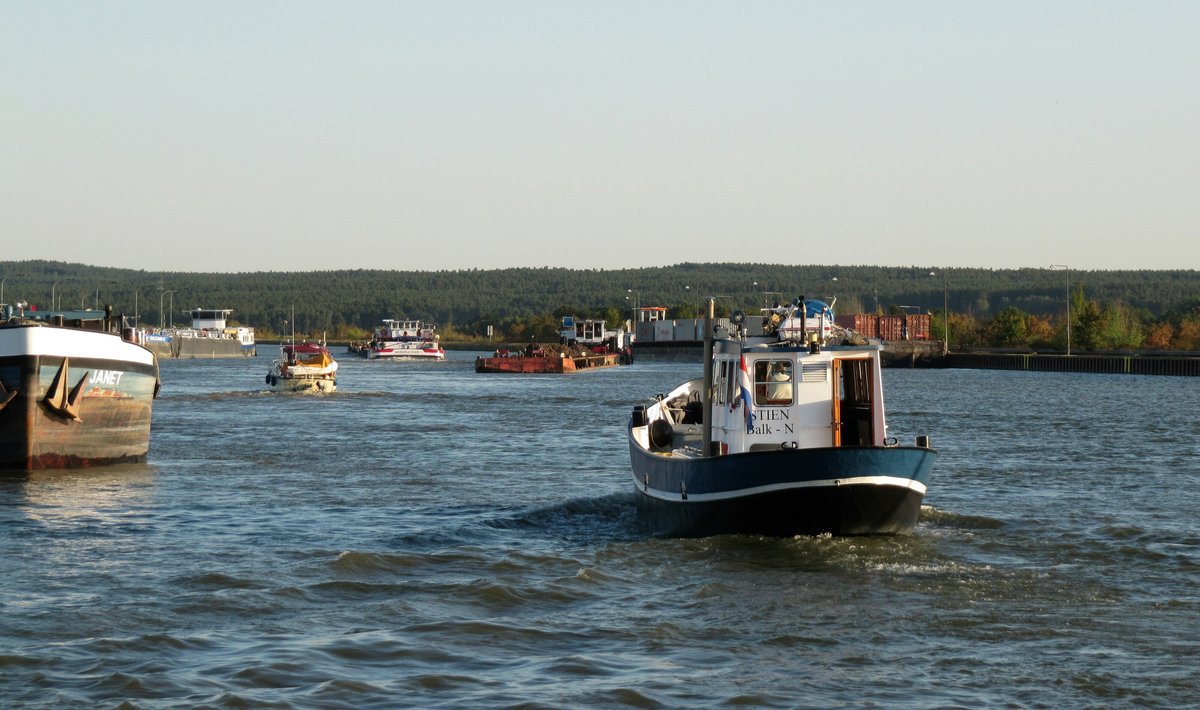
[2,351,1197,707]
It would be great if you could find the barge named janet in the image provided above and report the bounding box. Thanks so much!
[0,302,160,471]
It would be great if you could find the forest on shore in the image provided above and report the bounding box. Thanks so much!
[3,260,1200,351]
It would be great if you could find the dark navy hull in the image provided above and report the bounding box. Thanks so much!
[629,433,935,537]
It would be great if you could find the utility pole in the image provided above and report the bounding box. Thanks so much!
[1050,265,1071,355]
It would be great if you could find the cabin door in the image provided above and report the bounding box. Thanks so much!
[832,358,874,446]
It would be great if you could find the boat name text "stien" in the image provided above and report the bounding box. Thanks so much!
[750,408,794,435]
[90,370,124,386]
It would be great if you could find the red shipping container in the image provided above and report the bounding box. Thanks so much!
[835,314,878,338]
[906,314,931,340]
[878,316,904,341]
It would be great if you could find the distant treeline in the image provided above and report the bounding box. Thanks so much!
[3,260,1200,349]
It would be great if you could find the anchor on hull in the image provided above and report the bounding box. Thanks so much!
[41,357,89,422]
[0,381,15,412]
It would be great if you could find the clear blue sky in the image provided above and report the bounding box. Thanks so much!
[3,1,1197,273]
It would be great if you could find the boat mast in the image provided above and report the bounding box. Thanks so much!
[702,297,714,457]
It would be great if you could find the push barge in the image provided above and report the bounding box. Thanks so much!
[475,316,631,373]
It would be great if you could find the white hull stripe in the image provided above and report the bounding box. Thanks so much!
[1,326,155,365]
[632,475,927,503]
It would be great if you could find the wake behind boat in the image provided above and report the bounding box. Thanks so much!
[628,295,936,537]
[266,342,338,393]
[0,302,160,471]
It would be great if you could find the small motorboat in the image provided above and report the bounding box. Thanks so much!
[628,295,936,537]
[266,342,338,393]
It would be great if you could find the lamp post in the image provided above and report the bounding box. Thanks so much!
[51,280,60,310]
[754,282,784,310]
[159,290,175,329]
[1050,264,1071,355]
[930,271,948,355]
[626,288,639,326]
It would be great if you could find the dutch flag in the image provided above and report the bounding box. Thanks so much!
[738,355,754,433]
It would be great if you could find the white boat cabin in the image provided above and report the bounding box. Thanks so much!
[191,308,236,329]
[187,308,254,344]
[376,319,437,342]
[642,299,888,456]
[633,306,668,323]
[560,316,626,346]
[710,343,886,454]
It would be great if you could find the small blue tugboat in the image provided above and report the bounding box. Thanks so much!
[628,296,936,537]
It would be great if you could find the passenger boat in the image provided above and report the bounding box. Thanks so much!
[265,342,338,393]
[365,319,445,361]
[628,296,936,537]
[0,302,160,471]
[474,316,632,373]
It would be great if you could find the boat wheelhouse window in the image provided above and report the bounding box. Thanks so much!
[714,360,730,406]
[753,359,793,406]
[725,360,737,405]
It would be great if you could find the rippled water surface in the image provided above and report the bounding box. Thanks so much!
[3,352,1198,708]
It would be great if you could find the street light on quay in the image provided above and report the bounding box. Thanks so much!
[1049,264,1071,355]
[159,290,175,329]
[930,270,948,355]
[752,281,784,309]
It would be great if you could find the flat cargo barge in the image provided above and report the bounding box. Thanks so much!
[141,308,257,359]
[475,343,630,373]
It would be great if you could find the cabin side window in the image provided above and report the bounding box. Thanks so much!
[753,359,793,406]
[714,360,730,406]
[726,360,738,405]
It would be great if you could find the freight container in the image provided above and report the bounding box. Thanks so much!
[835,314,878,339]
[906,314,932,340]
[635,321,656,342]
[653,321,674,342]
[878,315,905,341]
[674,319,698,341]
